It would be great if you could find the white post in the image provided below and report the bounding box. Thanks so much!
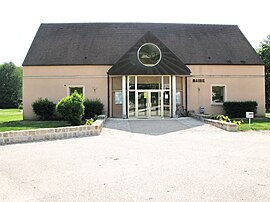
[135,76,138,117]
[172,75,176,118]
[122,76,126,119]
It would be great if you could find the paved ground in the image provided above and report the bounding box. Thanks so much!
[0,118,270,202]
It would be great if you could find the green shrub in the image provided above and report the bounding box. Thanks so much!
[56,91,84,125]
[223,101,258,118]
[32,98,56,120]
[83,99,104,119]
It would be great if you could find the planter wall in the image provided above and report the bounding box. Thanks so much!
[0,116,106,145]
[191,114,238,132]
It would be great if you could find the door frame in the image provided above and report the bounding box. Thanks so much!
[136,90,163,118]
[127,75,172,119]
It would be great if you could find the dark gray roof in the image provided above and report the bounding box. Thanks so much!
[108,32,191,75]
[23,23,264,66]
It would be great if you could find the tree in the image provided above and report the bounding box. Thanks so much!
[257,36,270,111]
[0,62,21,108]
[16,67,23,105]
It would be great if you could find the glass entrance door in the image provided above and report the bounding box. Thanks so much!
[127,76,172,118]
[137,91,162,118]
[138,92,149,117]
[150,92,161,117]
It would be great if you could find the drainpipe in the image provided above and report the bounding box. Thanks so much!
[172,75,176,118]
[122,75,127,119]
[107,73,110,118]
[185,77,188,112]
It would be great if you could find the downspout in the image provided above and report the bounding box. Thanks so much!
[172,75,176,118]
[122,75,127,118]
[185,76,188,112]
[107,73,110,118]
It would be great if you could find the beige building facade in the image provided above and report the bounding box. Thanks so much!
[23,23,265,119]
[23,65,265,119]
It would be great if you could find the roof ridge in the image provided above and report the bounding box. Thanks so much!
[40,22,238,27]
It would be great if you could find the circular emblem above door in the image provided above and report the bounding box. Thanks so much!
[137,43,161,67]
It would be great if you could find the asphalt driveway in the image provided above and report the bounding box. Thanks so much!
[0,118,270,201]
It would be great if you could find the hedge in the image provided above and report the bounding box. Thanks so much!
[83,99,104,119]
[223,101,258,118]
[32,98,56,120]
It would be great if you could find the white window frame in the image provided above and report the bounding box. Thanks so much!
[137,43,162,67]
[67,85,85,97]
[211,84,226,105]
[127,75,171,118]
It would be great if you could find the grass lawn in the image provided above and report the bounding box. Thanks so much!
[0,109,69,132]
[238,113,270,131]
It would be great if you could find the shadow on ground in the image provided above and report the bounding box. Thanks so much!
[103,117,204,135]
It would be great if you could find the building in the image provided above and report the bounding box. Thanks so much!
[23,23,265,119]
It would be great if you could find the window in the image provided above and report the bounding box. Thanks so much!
[211,85,225,104]
[68,85,85,97]
[137,76,162,89]
[137,43,161,66]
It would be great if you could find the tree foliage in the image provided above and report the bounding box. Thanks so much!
[257,36,270,111]
[0,62,21,108]
[16,67,23,104]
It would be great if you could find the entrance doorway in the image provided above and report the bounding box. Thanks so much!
[130,90,170,118]
[110,75,185,118]
[128,76,171,118]
[138,91,161,118]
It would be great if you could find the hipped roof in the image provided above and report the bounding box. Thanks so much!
[23,23,264,66]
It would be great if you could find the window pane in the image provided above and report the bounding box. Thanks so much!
[129,76,135,90]
[163,91,170,117]
[138,43,161,66]
[176,77,182,90]
[176,91,182,105]
[137,76,161,89]
[163,76,170,89]
[138,92,148,117]
[212,86,224,103]
[129,92,135,117]
[70,87,83,96]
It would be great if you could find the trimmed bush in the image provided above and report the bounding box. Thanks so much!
[83,99,104,119]
[56,91,84,125]
[32,98,56,120]
[223,101,258,118]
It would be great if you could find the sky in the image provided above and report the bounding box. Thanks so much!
[0,0,269,66]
